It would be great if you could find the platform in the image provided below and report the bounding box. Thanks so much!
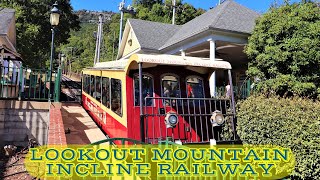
[60,103,107,145]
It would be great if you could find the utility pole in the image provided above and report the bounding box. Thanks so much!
[94,14,103,65]
[119,0,125,49]
[67,47,74,76]
[172,0,176,25]
[97,14,103,64]
[112,31,116,61]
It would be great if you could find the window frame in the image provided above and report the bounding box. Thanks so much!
[110,78,122,117]
[82,74,86,93]
[133,73,155,107]
[90,75,95,96]
[160,73,181,98]
[101,77,110,109]
[94,76,102,102]
[185,75,206,98]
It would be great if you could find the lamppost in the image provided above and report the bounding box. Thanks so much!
[49,1,60,102]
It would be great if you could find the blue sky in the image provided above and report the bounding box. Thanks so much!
[71,0,301,14]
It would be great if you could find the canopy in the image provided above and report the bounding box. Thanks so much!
[92,54,232,74]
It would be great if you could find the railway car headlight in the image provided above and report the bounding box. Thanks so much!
[210,110,225,127]
[165,112,178,128]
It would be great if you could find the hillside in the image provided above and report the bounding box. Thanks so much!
[75,10,115,23]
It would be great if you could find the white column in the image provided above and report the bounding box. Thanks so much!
[180,49,186,57]
[208,39,216,97]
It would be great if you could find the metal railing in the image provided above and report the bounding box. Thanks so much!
[143,97,237,145]
[216,80,251,100]
[0,65,61,101]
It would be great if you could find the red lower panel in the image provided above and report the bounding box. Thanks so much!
[82,94,127,144]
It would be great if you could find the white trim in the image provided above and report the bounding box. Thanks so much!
[164,30,248,55]
[94,54,232,70]
[5,36,16,52]
[117,21,143,60]
[133,54,231,70]
[118,48,141,61]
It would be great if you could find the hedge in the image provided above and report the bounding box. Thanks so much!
[236,95,320,179]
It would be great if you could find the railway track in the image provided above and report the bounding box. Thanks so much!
[61,75,82,102]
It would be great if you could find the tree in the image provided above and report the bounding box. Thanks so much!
[0,0,80,68]
[133,1,205,25]
[245,1,320,98]
[133,0,162,9]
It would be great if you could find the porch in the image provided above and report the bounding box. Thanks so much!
[0,62,62,102]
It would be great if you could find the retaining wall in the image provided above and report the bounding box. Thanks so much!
[0,101,50,147]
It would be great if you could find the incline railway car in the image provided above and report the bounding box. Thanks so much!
[82,54,238,145]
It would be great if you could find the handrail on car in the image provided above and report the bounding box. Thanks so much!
[87,138,146,147]
[88,138,189,147]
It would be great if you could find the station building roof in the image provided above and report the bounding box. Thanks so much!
[124,0,260,53]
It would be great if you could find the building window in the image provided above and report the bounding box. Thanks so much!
[134,74,154,106]
[102,77,110,108]
[111,78,122,116]
[161,74,181,98]
[93,76,101,102]
[186,76,205,98]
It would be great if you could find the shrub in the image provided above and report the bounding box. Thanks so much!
[237,95,320,179]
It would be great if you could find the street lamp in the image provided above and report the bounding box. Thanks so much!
[49,1,60,102]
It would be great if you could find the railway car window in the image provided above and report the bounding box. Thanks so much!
[111,79,122,116]
[161,75,181,98]
[94,76,101,102]
[82,75,87,93]
[86,75,90,93]
[102,77,110,108]
[186,76,205,98]
[90,75,95,97]
[134,74,153,106]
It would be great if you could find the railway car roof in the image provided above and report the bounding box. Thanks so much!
[87,54,232,74]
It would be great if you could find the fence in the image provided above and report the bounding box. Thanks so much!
[0,65,61,101]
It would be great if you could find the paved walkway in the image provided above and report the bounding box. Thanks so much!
[61,103,107,145]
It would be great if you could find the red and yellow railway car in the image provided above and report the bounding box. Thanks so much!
[82,54,237,145]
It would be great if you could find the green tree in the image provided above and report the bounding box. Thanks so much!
[133,0,162,8]
[134,1,205,25]
[245,1,320,98]
[0,0,80,68]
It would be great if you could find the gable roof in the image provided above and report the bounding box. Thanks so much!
[119,0,260,59]
[0,8,15,35]
[161,0,260,49]
[0,45,22,61]
[128,19,181,51]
